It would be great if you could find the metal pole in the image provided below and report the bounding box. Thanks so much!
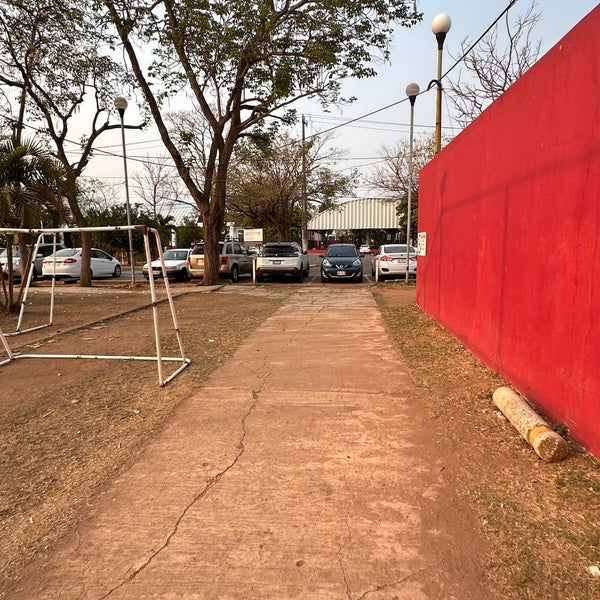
[406,88,418,282]
[434,43,444,154]
[431,14,451,154]
[301,116,308,252]
[116,106,136,284]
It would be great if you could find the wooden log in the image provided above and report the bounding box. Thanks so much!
[492,386,569,462]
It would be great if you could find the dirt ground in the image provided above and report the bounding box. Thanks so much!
[1,281,599,599]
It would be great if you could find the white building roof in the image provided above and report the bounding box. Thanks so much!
[308,198,400,230]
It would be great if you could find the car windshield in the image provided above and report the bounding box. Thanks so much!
[53,248,79,257]
[326,246,357,258]
[263,245,298,257]
[163,250,188,261]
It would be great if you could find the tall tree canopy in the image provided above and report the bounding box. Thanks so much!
[100,0,421,283]
[0,0,140,286]
[447,1,541,128]
[367,134,435,244]
[227,130,355,241]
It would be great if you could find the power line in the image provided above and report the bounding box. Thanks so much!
[8,2,521,173]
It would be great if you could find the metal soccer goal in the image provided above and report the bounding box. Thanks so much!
[0,225,190,386]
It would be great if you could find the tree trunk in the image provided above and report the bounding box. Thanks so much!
[64,176,92,287]
[201,209,221,285]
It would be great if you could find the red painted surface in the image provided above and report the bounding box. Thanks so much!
[417,7,600,457]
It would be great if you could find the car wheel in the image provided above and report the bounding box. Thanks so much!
[295,269,303,283]
[32,266,38,281]
[112,264,122,278]
[179,268,188,281]
[90,269,94,280]
[230,264,239,282]
[357,275,363,283]
[320,274,326,283]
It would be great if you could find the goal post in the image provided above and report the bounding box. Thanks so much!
[0,225,191,386]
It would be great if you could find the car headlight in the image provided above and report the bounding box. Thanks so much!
[352,258,361,266]
[323,259,332,267]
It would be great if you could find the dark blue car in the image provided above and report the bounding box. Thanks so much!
[320,244,363,283]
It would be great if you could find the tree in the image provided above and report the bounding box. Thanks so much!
[226,129,355,241]
[366,134,435,244]
[100,0,421,284]
[0,0,142,287]
[447,1,541,128]
[0,136,66,312]
[132,155,192,218]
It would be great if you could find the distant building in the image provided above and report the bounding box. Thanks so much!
[308,198,401,247]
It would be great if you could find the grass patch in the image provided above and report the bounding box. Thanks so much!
[374,291,600,600]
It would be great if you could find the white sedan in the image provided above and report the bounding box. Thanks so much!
[42,248,122,280]
[142,248,192,281]
[372,244,417,280]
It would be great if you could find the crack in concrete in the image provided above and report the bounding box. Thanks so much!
[355,568,428,600]
[97,382,266,599]
[336,515,353,600]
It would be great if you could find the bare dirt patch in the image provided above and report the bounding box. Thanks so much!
[373,282,600,600]
[0,283,285,597]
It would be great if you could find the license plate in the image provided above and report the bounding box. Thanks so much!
[272,260,282,265]
[336,270,346,276]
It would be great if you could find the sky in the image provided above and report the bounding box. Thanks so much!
[78,1,600,204]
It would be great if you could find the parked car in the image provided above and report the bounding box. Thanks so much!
[372,244,417,280]
[320,243,363,283]
[42,248,122,280]
[359,244,371,255]
[255,242,309,282]
[142,248,192,281]
[1,243,66,280]
[188,241,253,282]
[0,248,20,279]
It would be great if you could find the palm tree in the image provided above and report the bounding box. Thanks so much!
[0,136,66,313]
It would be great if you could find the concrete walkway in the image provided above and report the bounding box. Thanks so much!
[10,287,493,599]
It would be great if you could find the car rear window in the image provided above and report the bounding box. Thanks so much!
[263,245,298,257]
[54,248,79,257]
[191,243,224,255]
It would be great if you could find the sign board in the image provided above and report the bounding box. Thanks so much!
[243,228,263,243]
[417,232,427,256]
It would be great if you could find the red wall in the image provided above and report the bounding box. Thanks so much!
[417,7,600,457]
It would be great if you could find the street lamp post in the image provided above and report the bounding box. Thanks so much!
[113,96,136,284]
[405,83,419,282]
[431,13,451,154]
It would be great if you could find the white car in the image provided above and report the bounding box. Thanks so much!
[359,244,371,255]
[372,244,417,280]
[143,248,192,281]
[255,242,309,282]
[1,243,66,280]
[42,248,122,280]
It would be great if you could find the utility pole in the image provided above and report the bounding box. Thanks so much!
[301,116,308,252]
